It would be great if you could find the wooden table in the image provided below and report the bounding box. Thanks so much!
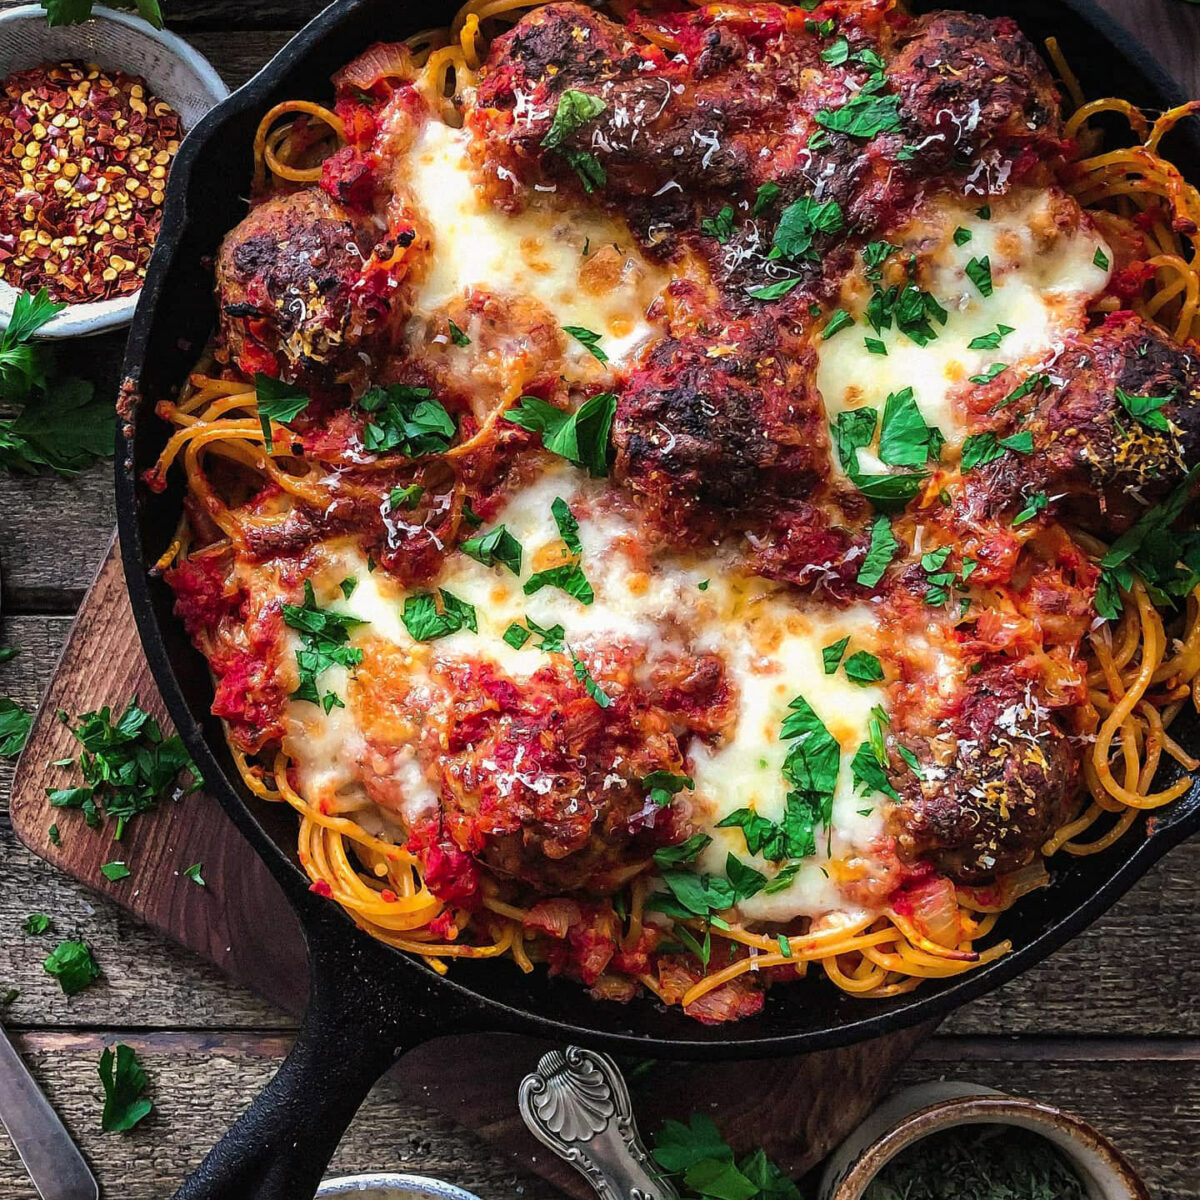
[2,1,1200,1196]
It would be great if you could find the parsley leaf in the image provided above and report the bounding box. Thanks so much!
[24,914,52,935]
[563,325,608,364]
[815,78,903,139]
[643,770,694,808]
[98,1043,154,1134]
[878,387,941,467]
[960,432,1003,472]
[524,563,594,604]
[969,363,1007,385]
[571,653,611,707]
[100,861,131,881]
[0,375,115,476]
[0,288,63,399]
[844,650,884,685]
[746,277,802,301]
[967,323,1014,351]
[752,182,781,215]
[953,227,972,246]
[1094,246,1110,270]
[999,430,1034,454]
[254,374,309,453]
[1116,386,1172,432]
[182,862,205,887]
[830,407,878,473]
[460,524,522,575]
[654,832,712,869]
[542,90,608,192]
[505,392,616,476]
[1013,491,1048,526]
[822,636,850,674]
[358,384,456,457]
[0,697,31,757]
[771,197,843,262]
[448,319,471,347]
[401,590,477,641]
[388,483,423,510]
[701,205,735,243]
[822,308,854,339]
[503,616,565,653]
[44,939,99,995]
[965,255,994,297]
[857,515,898,586]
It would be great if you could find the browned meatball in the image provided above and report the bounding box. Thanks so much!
[887,11,1063,175]
[216,188,386,389]
[890,667,1079,883]
[613,319,829,539]
[978,313,1200,531]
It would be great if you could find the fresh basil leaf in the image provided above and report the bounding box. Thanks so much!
[843,650,884,685]
[967,323,1014,351]
[701,205,736,244]
[879,387,940,467]
[401,590,477,641]
[504,391,616,476]
[358,384,456,457]
[460,524,523,575]
[563,325,608,364]
[857,515,898,586]
[654,832,713,868]
[98,1043,154,1133]
[746,276,802,301]
[822,308,854,339]
[524,563,594,605]
[44,939,99,995]
[965,255,993,297]
[822,636,850,674]
[1116,386,1172,432]
[643,771,695,807]
[254,374,309,453]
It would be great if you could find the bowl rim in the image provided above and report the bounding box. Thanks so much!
[0,2,229,339]
[826,1092,1151,1200]
[315,1171,484,1198]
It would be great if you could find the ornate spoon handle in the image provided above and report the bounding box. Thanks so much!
[518,1046,680,1200]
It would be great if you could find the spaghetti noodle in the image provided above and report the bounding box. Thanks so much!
[152,0,1200,1021]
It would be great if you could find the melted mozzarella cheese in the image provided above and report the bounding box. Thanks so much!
[399,121,668,373]
[816,189,1111,455]
[281,461,919,921]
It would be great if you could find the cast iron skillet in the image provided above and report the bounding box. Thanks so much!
[115,2,1200,1197]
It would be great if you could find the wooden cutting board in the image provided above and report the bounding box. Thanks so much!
[8,541,932,1196]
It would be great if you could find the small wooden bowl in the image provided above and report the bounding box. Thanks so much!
[818,1083,1150,1200]
[0,3,228,338]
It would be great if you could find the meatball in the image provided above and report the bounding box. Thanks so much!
[979,313,1200,531]
[613,319,829,539]
[891,667,1078,883]
[887,11,1063,176]
[216,188,384,389]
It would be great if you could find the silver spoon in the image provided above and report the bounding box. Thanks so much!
[519,1046,679,1200]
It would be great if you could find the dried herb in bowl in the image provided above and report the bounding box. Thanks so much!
[863,1124,1086,1199]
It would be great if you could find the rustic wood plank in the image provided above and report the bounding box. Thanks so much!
[0,1030,1194,1200]
[1093,0,1200,97]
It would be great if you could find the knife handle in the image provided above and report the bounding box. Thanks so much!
[0,1023,98,1200]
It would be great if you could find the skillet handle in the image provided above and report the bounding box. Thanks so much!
[171,900,468,1200]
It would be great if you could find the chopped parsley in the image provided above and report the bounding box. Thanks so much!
[448,319,471,347]
[460,524,523,575]
[746,276,802,301]
[401,590,477,641]
[357,384,456,457]
[1013,491,1048,526]
[700,204,735,243]
[976,204,991,220]
[1094,246,1110,270]
[44,939,99,995]
[524,563,594,604]
[1116,386,1172,432]
[182,862,205,887]
[99,1043,154,1134]
[822,636,850,674]
[865,337,888,355]
[822,308,855,339]
[752,182,781,215]
[843,650,884,685]
[504,391,616,476]
[388,483,423,510]
[815,73,903,139]
[1096,466,1200,618]
[24,914,52,935]
[100,861,131,882]
[1000,430,1034,454]
[965,255,994,297]
[967,324,1014,351]
[995,371,1051,410]
[653,832,712,868]
[571,653,611,707]
[339,578,358,599]
[771,197,844,262]
[563,325,608,364]
[643,771,695,808]
[969,362,1007,385]
[865,280,948,347]
[503,616,565,653]
[0,697,31,757]
[282,581,365,711]
[48,700,201,839]
[541,89,607,192]
[857,515,898,587]
[878,387,943,467]
[861,240,898,280]
[952,227,972,246]
[254,374,309,453]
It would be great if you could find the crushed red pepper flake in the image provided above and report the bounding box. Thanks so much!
[0,60,182,304]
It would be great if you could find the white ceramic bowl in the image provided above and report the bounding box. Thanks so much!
[818,1083,1150,1200]
[316,1172,485,1200]
[0,3,228,338]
